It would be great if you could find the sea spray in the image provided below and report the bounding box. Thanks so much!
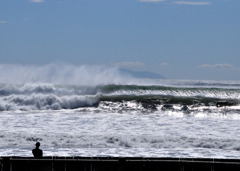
[0,64,134,85]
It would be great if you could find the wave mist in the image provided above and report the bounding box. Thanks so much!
[0,64,133,85]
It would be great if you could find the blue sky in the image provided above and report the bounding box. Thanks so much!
[0,0,240,80]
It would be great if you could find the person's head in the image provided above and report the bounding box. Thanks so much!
[35,142,40,148]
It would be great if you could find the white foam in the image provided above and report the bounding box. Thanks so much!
[1,110,240,158]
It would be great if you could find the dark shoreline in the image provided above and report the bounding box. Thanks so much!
[1,157,240,171]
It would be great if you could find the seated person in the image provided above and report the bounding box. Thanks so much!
[32,142,43,158]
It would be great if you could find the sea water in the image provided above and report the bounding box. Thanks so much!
[1,79,240,158]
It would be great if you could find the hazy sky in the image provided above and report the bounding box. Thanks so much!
[1,0,240,80]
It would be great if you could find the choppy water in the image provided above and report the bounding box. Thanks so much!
[1,79,240,158]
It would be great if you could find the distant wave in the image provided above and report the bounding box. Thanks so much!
[98,84,240,98]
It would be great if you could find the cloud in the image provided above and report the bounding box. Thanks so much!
[30,0,45,3]
[0,21,7,24]
[198,63,233,69]
[160,62,169,66]
[139,0,211,5]
[174,1,211,5]
[114,61,145,68]
[139,0,166,2]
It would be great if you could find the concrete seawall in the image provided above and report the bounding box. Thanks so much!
[1,157,240,171]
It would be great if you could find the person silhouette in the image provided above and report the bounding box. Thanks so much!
[32,142,43,158]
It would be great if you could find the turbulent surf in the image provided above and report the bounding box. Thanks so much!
[1,79,240,158]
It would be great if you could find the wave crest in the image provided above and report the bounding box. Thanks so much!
[0,94,99,111]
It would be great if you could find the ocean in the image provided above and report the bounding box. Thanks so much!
[1,79,240,159]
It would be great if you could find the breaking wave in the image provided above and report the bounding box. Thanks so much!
[0,83,240,112]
